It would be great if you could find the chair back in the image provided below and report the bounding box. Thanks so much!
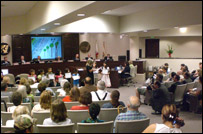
[185,82,195,92]
[93,100,111,108]
[115,118,150,133]
[1,111,12,125]
[56,95,65,100]
[7,103,32,112]
[1,96,9,103]
[1,103,6,111]
[64,102,80,110]
[19,73,29,79]
[32,111,50,125]
[34,96,55,102]
[36,123,74,133]
[194,81,200,88]
[174,84,187,104]
[99,107,127,122]
[77,121,114,133]
[165,81,174,88]
[4,74,15,84]
[7,87,13,92]
[1,126,15,133]
[31,88,38,95]
[49,87,61,92]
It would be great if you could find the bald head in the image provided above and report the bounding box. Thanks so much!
[85,77,92,85]
[128,96,140,110]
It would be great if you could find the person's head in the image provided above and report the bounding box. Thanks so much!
[180,64,185,70]
[55,69,62,75]
[170,72,176,79]
[125,62,129,67]
[103,62,107,67]
[162,67,167,73]
[28,79,34,85]
[161,104,178,123]
[164,63,169,67]
[20,77,28,85]
[11,92,22,106]
[184,72,190,79]
[17,85,27,99]
[80,79,85,87]
[29,69,35,76]
[37,56,41,60]
[110,90,120,108]
[127,96,140,111]
[79,91,92,106]
[12,105,30,120]
[25,84,32,95]
[38,82,47,93]
[21,55,24,60]
[89,103,100,120]
[156,73,163,83]
[129,60,133,65]
[3,76,10,84]
[86,60,93,66]
[63,82,72,95]
[173,75,180,82]
[64,68,70,73]
[41,78,50,87]
[153,81,161,89]
[40,90,52,109]
[76,54,79,58]
[1,82,8,91]
[107,54,110,57]
[50,99,67,123]
[73,68,78,74]
[85,77,92,85]
[158,69,163,74]
[199,62,202,69]
[4,56,8,61]
[70,87,80,101]
[38,69,45,75]
[14,114,34,133]
[47,68,52,73]
[97,81,106,90]
[57,56,61,60]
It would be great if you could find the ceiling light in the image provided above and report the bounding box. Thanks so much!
[54,23,61,26]
[77,14,85,17]
[41,28,46,31]
[179,27,187,33]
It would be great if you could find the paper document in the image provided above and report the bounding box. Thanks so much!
[58,77,63,83]
[42,76,47,81]
[65,73,72,78]
[72,75,80,80]
[49,74,55,79]
[102,70,109,75]
[28,77,36,82]
[118,70,122,74]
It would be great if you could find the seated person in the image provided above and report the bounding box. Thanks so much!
[63,87,80,102]
[25,84,34,105]
[143,104,184,133]
[28,79,39,88]
[57,81,71,96]
[91,81,111,101]
[79,77,97,95]
[177,70,184,80]
[164,63,170,74]
[150,81,171,115]
[181,72,192,84]
[120,62,131,79]
[165,72,176,82]
[71,91,92,110]
[102,90,125,108]
[14,114,34,133]
[36,78,55,96]
[7,92,22,113]
[1,56,11,66]
[19,55,26,64]
[43,99,72,125]
[6,105,30,127]
[162,67,168,78]
[1,82,12,100]
[82,103,104,123]
[168,75,181,94]
[2,76,14,87]
[17,85,30,103]
[74,54,80,61]
[55,56,62,62]
[31,90,52,116]
[104,54,113,61]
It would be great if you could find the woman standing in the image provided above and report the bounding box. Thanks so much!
[86,60,94,85]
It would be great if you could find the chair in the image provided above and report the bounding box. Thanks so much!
[1,96,9,103]
[1,126,15,133]
[4,73,15,85]
[7,87,13,92]
[1,103,6,111]
[185,82,195,92]
[174,84,187,105]
[194,81,200,88]
[115,118,150,133]
[1,111,12,125]
[99,107,127,122]
[19,73,29,79]
[32,111,50,125]
[49,87,61,92]
[56,95,65,100]
[165,81,174,88]
[36,123,74,133]
[64,102,80,110]
[31,88,38,95]
[77,121,114,133]
[93,100,111,108]
[125,66,137,87]
[6,103,32,112]
[34,96,55,102]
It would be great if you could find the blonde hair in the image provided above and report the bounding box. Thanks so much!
[128,60,133,65]
[12,105,30,119]
[17,85,27,99]
[20,78,28,85]
[3,76,10,83]
[162,104,178,123]
[86,60,93,66]
[40,90,52,109]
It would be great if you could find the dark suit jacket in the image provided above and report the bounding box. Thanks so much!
[168,82,181,94]
[182,78,193,84]
[1,60,11,66]
[104,57,113,61]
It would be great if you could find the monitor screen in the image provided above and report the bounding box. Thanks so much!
[2,69,9,75]
[31,36,62,60]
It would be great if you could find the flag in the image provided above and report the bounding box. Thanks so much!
[95,40,99,59]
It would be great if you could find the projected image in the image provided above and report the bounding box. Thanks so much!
[31,36,62,60]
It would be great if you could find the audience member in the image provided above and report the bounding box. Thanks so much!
[57,81,71,96]
[6,105,30,127]
[17,85,30,103]
[165,72,176,82]
[82,103,104,123]
[72,68,80,87]
[35,82,47,96]
[91,81,111,101]
[31,90,52,116]
[19,77,28,86]
[100,62,111,87]
[28,79,39,88]
[181,72,192,84]
[2,76,14,87]
[63,87,80,102]
[168,75,181,94]
[177,70,184,79]
[43,99,72,125]
[102,90,125,108]
[79,77,97,95]
[40,78,55,96]
[7,92,22,113]
[25,84,34,105]
[1,82,12,99]
[164,63,170,74]
[86,60,94,84]
[71,91,92,110]
[143,104,184,133]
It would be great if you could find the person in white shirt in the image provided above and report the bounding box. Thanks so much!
[7,92,22,113]
[91,80,111,101]
[43,99,72,125]
[143,104,184,133]
[100,62,111,87]
[57,80,71,96]
[56,79,69,96]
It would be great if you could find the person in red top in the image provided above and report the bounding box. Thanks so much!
[71,91,92,110]
[63,87,80,102]
[55,69,63,87]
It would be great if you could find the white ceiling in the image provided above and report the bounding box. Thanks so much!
[1,1,37,17]
[102,1,183,16]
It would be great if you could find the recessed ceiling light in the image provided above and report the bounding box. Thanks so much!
[41,28,46,31]
[77,14,85,17]
[54,23,61,26]
[179,27,187,33]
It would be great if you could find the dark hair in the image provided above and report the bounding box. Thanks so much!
[199,75,202,84]
[55,69,61,75]
[162,104,178,123]
[111,90,120,108]
[11,92,22,106]
[64,68,70,73]
[199,62,202,65]
[154,81,161,88]
[70,87,80,101]
[63,82,72,95]
[14,125,32,133]
[29,69,35,74]
[126,62,129,67]
[156,73,163,82]
[181,64,185,67]
[164,63,169,66]
[48,79,55,87]
[175,75,180,81]
[89,103,100,120]
[1,82,8,91]
[184,72,190,78]
[85,77,92,85]
[37,69,44,75]
[80,79,85,87]
[171,72,176,78]
[103,62,108,69]
[79,91,92,106]
[38,83,47,93]
[73,68,78,74]
[25,84,32,95]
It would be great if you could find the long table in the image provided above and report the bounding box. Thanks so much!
[1,61,146,88]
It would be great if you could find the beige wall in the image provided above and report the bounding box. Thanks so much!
[1,35,13,64]
[139,36,202,58]
[79,33,130,60]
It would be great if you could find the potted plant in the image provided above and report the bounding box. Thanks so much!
[166,45,174,58]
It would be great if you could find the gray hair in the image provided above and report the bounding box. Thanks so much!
[97,81,106,90]
[127,96,140,109]
[41,78,50,86]
[17,85,27,99]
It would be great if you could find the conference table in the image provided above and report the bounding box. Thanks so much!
[1,60,146,88]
